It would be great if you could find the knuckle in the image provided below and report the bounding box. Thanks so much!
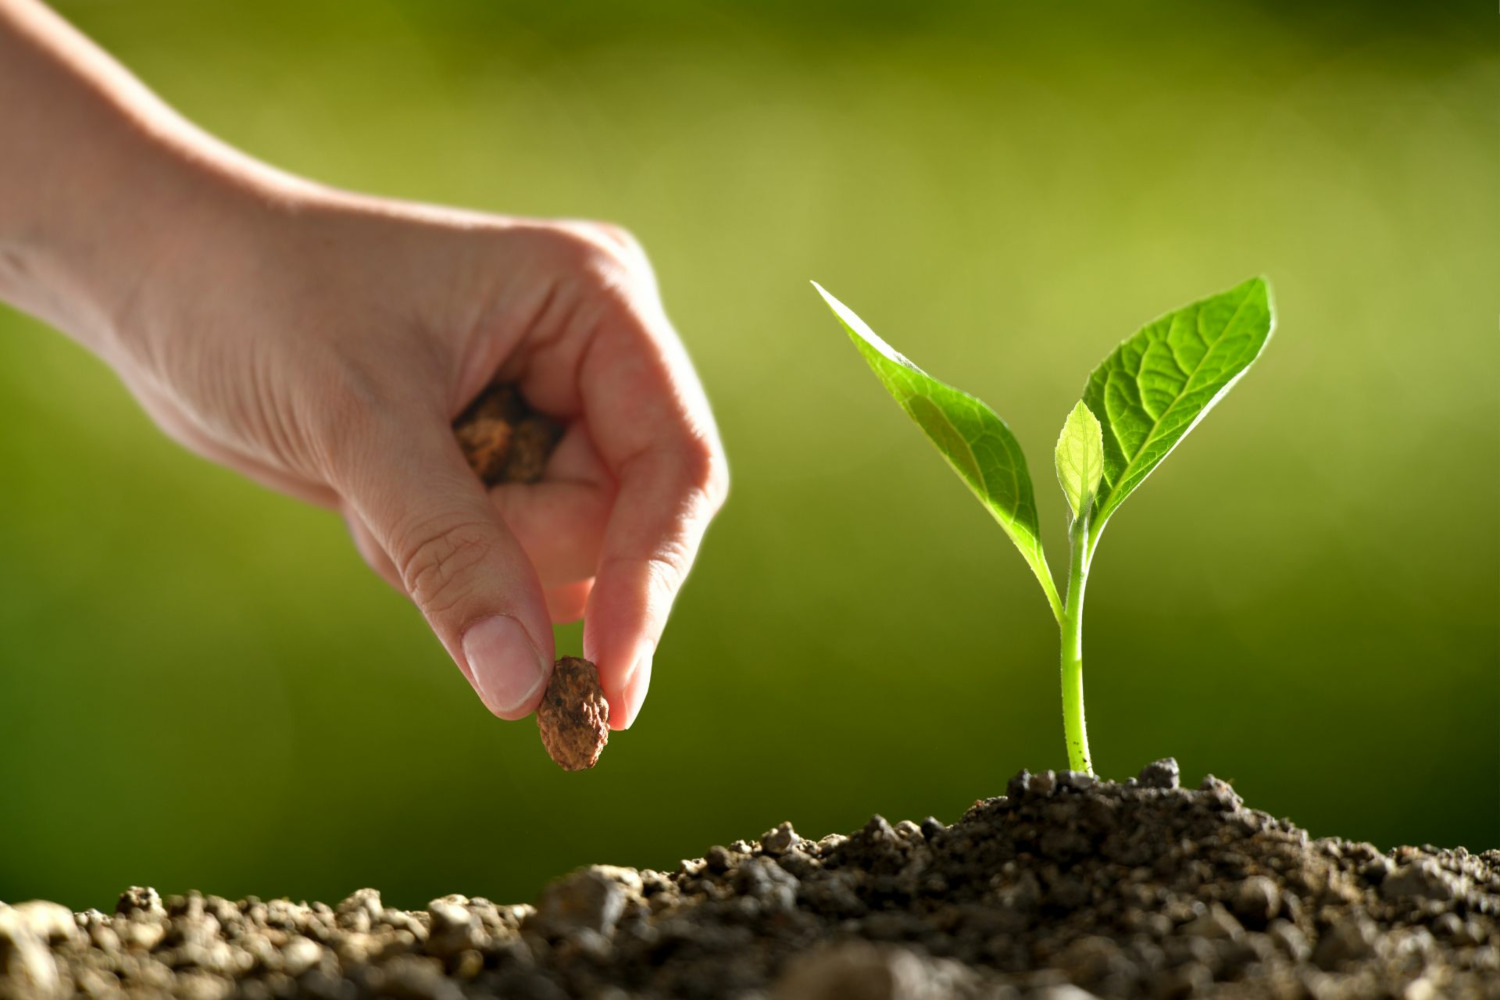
[396,517,495,619]
[563,219,641,256]
[592,222,645,261]
[556,221,652,284]
[644,544,690,599]
[603,541,692,600]
[681,434,730,513]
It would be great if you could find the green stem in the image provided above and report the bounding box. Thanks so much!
[1060,510,1093,775]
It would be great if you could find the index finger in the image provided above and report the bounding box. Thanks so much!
[577,290,727,730]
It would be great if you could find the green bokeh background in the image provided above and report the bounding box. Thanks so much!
[1,0,1495,911]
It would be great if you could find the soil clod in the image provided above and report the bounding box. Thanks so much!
[452,382,563,486]
[1138,757,1181,789]
[761,822,801,857]
[5,764,1496,999]
[111,887,160,919]
[536,657,609,771]
[1231,875,1281,929]
[529,867,630,940]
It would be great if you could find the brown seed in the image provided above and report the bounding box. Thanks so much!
[503,417,564,484]
[536,657,610,771]
[452,383,562,486]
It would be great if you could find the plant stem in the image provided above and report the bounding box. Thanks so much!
[1060,510,1094,775]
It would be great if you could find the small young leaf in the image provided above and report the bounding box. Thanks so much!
[813,282,1062,620]
[1054,400,1104,522]
[1083,277,1275,545]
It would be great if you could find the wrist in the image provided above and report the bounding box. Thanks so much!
[27,130,301,365]
[0,0,321,367]
[87,140,302,368]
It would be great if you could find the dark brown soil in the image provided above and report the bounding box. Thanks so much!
[2,761,1495,1000]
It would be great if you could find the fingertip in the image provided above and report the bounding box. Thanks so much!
[544,580,593,623]
[609,645,653,731]
[583,560,666,729]
[462,614,553,720]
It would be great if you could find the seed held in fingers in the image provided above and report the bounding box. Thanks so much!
[536,657,610,771]
[453,383,563,486]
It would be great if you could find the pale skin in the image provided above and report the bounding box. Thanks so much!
[0,0,728,729]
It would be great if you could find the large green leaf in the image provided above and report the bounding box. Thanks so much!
[1082,276,1275,546]
[813,282,1062,620]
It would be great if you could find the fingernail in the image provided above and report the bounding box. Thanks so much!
[462,615,549,718]
[618,648,654,730]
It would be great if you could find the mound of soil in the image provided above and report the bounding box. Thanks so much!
[2,760,1495,1000]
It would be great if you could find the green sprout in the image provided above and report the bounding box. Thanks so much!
[814,278,1275,775]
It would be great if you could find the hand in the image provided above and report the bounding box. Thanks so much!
[108,180,727,728]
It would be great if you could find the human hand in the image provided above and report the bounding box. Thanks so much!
[106,180,727,728]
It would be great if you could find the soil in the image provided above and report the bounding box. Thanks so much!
[2,760,1495,1000]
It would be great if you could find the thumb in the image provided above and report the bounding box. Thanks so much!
[335,413,555,720]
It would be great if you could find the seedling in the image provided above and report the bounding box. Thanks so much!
[814,278,1275,775]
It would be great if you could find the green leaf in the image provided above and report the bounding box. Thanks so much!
[1054,400,1104,522]
[813,282,1062,620]
[1082,276,1275,545]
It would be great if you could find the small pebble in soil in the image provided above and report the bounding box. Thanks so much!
[535,657,609,771]
[1137,757,1181,789]
[761,822,801,857]
[1232,874,1281,928]
[5,758,1497,1000]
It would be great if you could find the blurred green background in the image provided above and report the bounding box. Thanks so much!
[1,0,1495,911]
